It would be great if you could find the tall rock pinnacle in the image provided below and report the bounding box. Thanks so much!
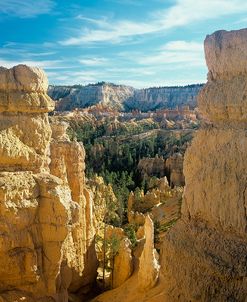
[0,65,97,302]
[160,28,247,302]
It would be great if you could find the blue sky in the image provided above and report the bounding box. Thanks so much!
[0,0,247,88]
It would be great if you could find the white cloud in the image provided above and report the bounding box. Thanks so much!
[137,51,204,66]
[60,0,247,45]
[160,41,203,52]
[79,57,109,66]
[157,0,247,29]
[27,51,57,57]
[117,40,205,67]
[234,17,247,24]
[61,21,156,45]
[0,0,55,18]
[0,58,62,69]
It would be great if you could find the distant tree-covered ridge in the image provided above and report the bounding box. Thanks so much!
[48,82,203,112]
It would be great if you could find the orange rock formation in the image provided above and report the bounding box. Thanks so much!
[160,28,247,301]
[0,65,97,302]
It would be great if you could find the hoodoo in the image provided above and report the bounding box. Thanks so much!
[0,65,97,301]
[160,28,247,301]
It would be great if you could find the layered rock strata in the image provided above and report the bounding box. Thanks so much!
[0,65,97,302]
[160,28,247,301]
[49,83,134,111]
[48,83,203,112]
[0,65,53,172]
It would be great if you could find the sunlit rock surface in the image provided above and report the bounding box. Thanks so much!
[160,28,247,302]
[0,65,97,302]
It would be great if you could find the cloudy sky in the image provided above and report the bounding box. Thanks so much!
[0,0,247,87]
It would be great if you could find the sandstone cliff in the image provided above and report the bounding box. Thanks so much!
[49,120,98,301]
[0,65,97,302]
[159,28,247,301]
[49,83,134,111]
[48,83,203,112]
[126,84,203,111]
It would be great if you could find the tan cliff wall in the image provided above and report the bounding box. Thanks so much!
[48,83,203,112]
[0,65,97,302]
[49,83,134,111]
[159,28,247,301]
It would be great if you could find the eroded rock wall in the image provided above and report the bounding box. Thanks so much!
[48,83,203,112]
[49,120,98,299]
[0,65,97,302]
[160,28,247,302]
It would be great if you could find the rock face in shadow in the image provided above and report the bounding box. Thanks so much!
[165,153,184,187]
[0,65,97,302]
[160,28,247,301]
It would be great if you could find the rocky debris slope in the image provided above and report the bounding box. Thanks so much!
[0,65,97,302]
[159,28,247,301]
[48,83,203,112]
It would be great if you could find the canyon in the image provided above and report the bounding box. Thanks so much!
[0,27,247,302]
[48,83,203,112]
